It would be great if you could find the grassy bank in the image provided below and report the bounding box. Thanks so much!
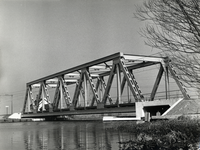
[106,116,200,150]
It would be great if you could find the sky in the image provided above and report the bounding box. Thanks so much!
[0,0,161,114]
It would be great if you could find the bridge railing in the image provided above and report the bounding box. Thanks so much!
[142,90,184,101]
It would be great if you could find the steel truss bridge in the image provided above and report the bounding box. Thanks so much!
[21,52,190,119]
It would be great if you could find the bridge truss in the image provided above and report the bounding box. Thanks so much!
[22,52,190,118]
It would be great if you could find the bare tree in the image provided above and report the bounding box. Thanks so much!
[135,0,200,93]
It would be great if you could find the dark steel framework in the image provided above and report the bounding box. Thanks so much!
[21,52,190,118]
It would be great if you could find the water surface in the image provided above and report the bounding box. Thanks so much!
[0,121,134,150]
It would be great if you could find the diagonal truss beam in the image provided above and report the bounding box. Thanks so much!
[102,63,116,104]
[22,88,29,113]
[118,58,144,102]
[35,82,53,112]
[84,70,100,106]
[90,77,100,106]
[100,77,113,104]
[168,63,190,99]
[59,76,72,106]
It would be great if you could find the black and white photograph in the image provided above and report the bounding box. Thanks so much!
[0,0,200,149]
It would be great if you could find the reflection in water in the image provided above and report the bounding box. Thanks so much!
[0,121,135,150]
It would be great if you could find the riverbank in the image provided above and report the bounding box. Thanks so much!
[106,116,200,150]
[0,118,32,123]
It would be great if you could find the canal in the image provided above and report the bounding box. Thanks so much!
[0,121,135,150]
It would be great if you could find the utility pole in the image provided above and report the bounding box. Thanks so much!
[0,94,13,114]
[5,106,9,115]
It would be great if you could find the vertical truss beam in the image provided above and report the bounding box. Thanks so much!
[115,63,122,105]
[36,83,43,111]
[41,84,45,111]
[60,79,63,110]
[83,71,87,108]
[150,64,164,101]
[165,66,170,99]
[28,86,35,112]
[98,78,103,101]
[73,72,84,107]
[53,81,60,110]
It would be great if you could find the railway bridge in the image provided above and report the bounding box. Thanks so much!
[21,52,190,120]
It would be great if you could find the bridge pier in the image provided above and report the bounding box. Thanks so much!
[135,99,181,119]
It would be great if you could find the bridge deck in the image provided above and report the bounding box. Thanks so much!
[21,105,136,118]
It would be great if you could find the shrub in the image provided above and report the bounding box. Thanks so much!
[107,118,200,149]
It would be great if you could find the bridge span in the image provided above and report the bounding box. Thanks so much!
[21,52,190,120]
